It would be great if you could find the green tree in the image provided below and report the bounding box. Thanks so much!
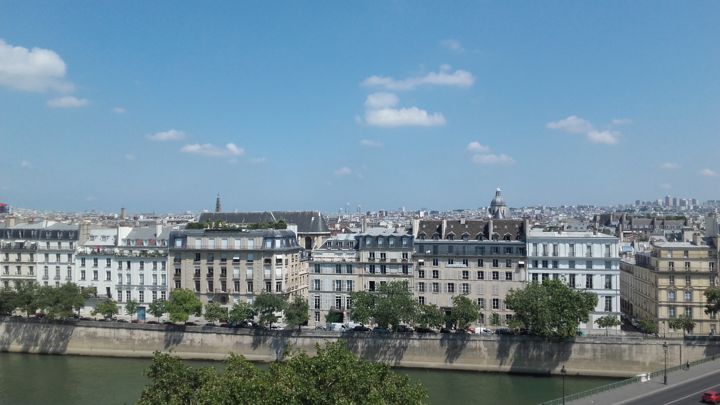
[705,287,720,318]
[125,299,139,321]
[14,281,40,316]
[253,293,286,328]
[595,315,621,336]
[348,291,374,325]
[93,299,119,319]
[35,283,91,319]
[349,281,416,330]
[228,301,256,325]
[415,304,444,329]
[449,295,480,330]
[284,296,309,331]
[148,300,166,322]
[204,301,228,325]
[165,289,203,324]
[668,315,696,336]
[137,341,428,405]
[490,312,501,327]
[325,309,344,324]
[639,318,658,335]
[0,288,19,315]
[505,279,598,338]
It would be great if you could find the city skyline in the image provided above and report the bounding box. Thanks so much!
[1,2,719,212]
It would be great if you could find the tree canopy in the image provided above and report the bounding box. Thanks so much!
[415,304,444,329]
[253,293,286,328]
[137,341,427,405]
[449,295,479,330]
[705,287,720,317]
[350,281,416,330]
[668,315,696,336]
[639,318,658,335]
[35,283,93,319]
[165,289,202,323]
[228,301,256,325]
[126,299,139,320]
[148,300,166,322]
[93,299,119,319]
[505,279,598,338]
[204,302,228,325]
[595,315,621,335]
[284,296,309,330]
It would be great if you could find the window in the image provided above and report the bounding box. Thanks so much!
[313,279,320,291]
[685,275,691,286]
[418,282,425,293]
[492,259,499,268]
[492,298,499,310]
[541,260,548,269]
[552,244,559,256]
[668,306,676,318]
[139,291,145,303]
[462,270,469,280]
[275,281,282,293]
[477,271,484,280]
[605,275,612,289]
[506,259,512,268]
[234,281,240,291]
[604,296,612,312]
[586,261,593,270]
[247,281,254,293]
[684,290,692,302]
[432,270,439,279]
[93,270,98,281]
[335,280,342,292]
[668,261,675,271]
[106,258,111,268]
[418,269,425,278]
[531,273,539,282]
[346,265,353,274]
[462,283,469,294]
[585,276,593,289]
[569,274,576,288]
[118,291,123,302]
[265,281,271,292]
[380,265,387,274]
[532,260,539,269]
[505,272,512,281]
[684,307,692,318]
[346,280,353,291]
[569,244,576,257]
[605,244,612,258]
[684,262,691,271]
[126,291,131,302]
[432,258,439,266]
[418,296,425,305]
[605,261,612,270]
[432,282,439,293]
[477,259,484,267]
[447,283,455,293]
[552,260,558,269]
[669,275,675,285]
[314,296,320,310]
[569,260,576,269]
[668,290,676,301]
[313,264,320,274]
[492,271,499,280]
[477,298,485,309]
[368,265,375,274]
[586,244,593,257]
[542,273,549,282]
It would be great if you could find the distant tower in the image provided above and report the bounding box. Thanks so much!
[215,194,222,213]
[488,188,508,219]
[120,207,127,220]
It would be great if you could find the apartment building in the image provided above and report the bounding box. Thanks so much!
[169,229,307,307]
[76,225,171,317]
[308,233,358,325]
[527,229,621,334]
[412,219,527,326]
[0,220,81,289]
[621,238,719,335]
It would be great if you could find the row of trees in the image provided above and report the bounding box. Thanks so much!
[349,281,481,331]
[137,341,427,404]
[0,281,95,319]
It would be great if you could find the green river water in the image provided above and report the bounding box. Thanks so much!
[0,352,617,404]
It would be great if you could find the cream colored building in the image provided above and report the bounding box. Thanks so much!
[621,238,720,335]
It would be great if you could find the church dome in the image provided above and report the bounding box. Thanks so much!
[488,188,507,219]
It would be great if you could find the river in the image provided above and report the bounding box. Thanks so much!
[0,353,617,404]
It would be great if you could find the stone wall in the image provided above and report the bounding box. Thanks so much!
[1,319,718,377]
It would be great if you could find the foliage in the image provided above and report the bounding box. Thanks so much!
[415,304,444,329]
[14,281,40,315]
[0,288,20,315]
[668,315,696,336]
[228,301,256,324]
[350,281,416,330]
[165,289,203,324]
[35,283,93,319]
[148,300,166,321]
[639,318,658,335]
[325,309,344,323]
[246,220,287,230]
[705,287,720,317]
[595,315,621,335]
[505,279,598,338]
[93,299,119,319]
[125,299,139,320]
[137,341,428,405]
[284,296,309,330]
[253,293,286,328]
[448,295,480,330]
[204,302,228,324]
[185,222,208,230]
[490,312,501,327]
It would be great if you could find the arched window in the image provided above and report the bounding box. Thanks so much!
[418,233,426,240]
[503,234,512,241]
[461,233,469,241]
[432,233,440,240]
[492,233,500,241]
[476,233,484,241]
[447,233,454,241]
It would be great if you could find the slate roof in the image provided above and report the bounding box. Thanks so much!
[198,211,330,234]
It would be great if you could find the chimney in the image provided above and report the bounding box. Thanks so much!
[488,220,494,239]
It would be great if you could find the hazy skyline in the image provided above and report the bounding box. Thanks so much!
[1,2,718,213]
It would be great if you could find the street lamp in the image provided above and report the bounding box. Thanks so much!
[663,341,668,385]
[561,365,567,405]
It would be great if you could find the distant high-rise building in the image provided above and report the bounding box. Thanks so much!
[215,193,222,213]
[664,195,671,207]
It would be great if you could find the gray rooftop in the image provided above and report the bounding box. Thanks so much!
[198,211,330,234]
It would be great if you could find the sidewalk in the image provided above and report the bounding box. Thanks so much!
[569,357,720,405]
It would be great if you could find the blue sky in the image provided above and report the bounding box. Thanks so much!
[0,1,718,213]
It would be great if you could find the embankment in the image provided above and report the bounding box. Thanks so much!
[1,319,718,377]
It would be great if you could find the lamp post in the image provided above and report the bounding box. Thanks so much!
[561,365,567,405]
[663,341,668,385]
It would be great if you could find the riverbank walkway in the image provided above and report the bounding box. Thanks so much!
[565,356,720,404]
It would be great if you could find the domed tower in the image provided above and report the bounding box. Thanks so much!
[488,188,507,219]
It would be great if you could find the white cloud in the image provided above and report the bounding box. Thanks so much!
[587,130,619,145]
[466,142,490,153]
[440,39,464,53]
[472,153,514,165]
[0,39,73,92]
[364,92,399,109]
[547,115,621,145]
[611,118,632,125]
[699,168,717,177]
[113,107,126,114]
[546,115,594,134]
[147,129,186,142]
[20,160,31,168]
[660,162,681,170]
[180,143,244,157]
[362,64,474,91]
[124,154,135,161]
[250,157,267,164]
[365,107,445,127]
[360,139,383,148]
[335,167,352,176]
[47,96,88,108]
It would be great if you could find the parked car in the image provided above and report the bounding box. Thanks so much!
[414,327,437,334]
[439,327,451,334]
[494,327,513,335]
[476,327,494,335]
[702,391,720,404]
[146,321,159,325]
[372,327,389,334]
[115,319,129,323]
[352,325,371,332]
[184,322,198,326]
[395,325,413,333]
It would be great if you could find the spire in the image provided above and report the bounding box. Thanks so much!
[215,193,222,213]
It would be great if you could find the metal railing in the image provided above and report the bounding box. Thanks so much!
[538,354,720,405]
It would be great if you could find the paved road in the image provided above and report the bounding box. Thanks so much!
[571,358,720,405]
